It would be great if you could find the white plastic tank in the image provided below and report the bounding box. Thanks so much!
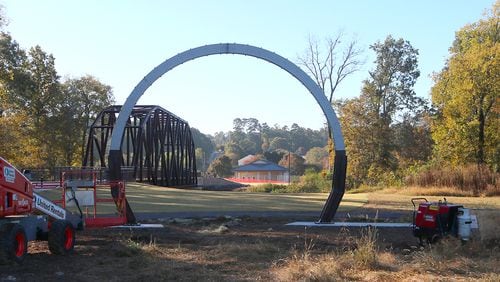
[457,208,472,240]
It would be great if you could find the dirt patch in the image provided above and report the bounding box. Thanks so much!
[1,215,497,281]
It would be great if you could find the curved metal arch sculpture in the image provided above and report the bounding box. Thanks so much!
[83,105,197,186]
[109,43,347,223]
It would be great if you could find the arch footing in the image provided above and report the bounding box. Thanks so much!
[109,149,136,224]
[318,150,347,223]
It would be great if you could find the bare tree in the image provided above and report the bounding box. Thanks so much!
[298,32,364,169]
[298,32,364,103]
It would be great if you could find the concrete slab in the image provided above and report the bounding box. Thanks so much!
[111,223,164,229]
[286,221,412,228]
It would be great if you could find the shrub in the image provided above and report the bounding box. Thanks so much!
[245,171,332,193]
[283,183,321,193]
[246,184,287,193]
[300,169,331,192]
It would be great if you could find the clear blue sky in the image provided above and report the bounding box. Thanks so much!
[2,0,494,134]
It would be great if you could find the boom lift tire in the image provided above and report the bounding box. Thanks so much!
[48,220,75,255]
[0,223,28,264]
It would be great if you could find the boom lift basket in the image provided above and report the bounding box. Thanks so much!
[59,170,127,228]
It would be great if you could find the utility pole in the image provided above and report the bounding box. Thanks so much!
[288,134,292,185]
[288,151,291,184]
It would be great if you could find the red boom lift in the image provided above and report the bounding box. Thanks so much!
[1,157,127,264]
[0,157,81,263]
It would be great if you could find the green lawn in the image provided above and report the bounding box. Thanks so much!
[125,183,500,214]
[37,182,499,216]
[125,182,367,214]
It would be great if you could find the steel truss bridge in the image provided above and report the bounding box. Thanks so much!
[83,105,197,187]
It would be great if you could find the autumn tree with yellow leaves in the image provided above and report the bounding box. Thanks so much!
[431,3,499,171]
[0,12,114,168]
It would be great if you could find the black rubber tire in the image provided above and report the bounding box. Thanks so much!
[0,223,28,264]
[417,236,425,246]
[48,220,75,255]
[429,234,441,244]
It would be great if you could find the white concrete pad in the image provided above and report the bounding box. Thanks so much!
[287,221,412,228]
[111,223,164,228]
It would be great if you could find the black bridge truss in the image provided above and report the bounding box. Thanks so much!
[83,105,197,187]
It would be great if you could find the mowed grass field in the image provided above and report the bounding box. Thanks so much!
[125,182,365,214]
[39,182,500,216]
[124,182,500,215]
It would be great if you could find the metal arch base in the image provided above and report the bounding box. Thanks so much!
[108,43,348,223]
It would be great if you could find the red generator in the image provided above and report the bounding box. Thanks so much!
[412,198,471,243]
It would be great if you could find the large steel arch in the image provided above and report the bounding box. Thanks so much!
[109,43,347,223]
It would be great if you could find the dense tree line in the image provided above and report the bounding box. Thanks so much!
[196,119,328,177]
[209,119,328,165]
[0,16,113,168]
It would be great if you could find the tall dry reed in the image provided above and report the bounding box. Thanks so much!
[405,164,498,196]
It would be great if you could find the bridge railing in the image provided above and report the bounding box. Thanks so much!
[27,166,135,190]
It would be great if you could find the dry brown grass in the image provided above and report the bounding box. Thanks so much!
[474,209,500,241]
[406,164,499,196]
[273,227,382,281]
[272,253,346,281]
[272,227,499,281]
[394,185,477,197]
[405,237,500,279]
[351,227,378,268]
[396,184,500,197]
[2,214,498,281]
[273,252,406,281]
[482,184,500,196]
[364,190,500,212]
